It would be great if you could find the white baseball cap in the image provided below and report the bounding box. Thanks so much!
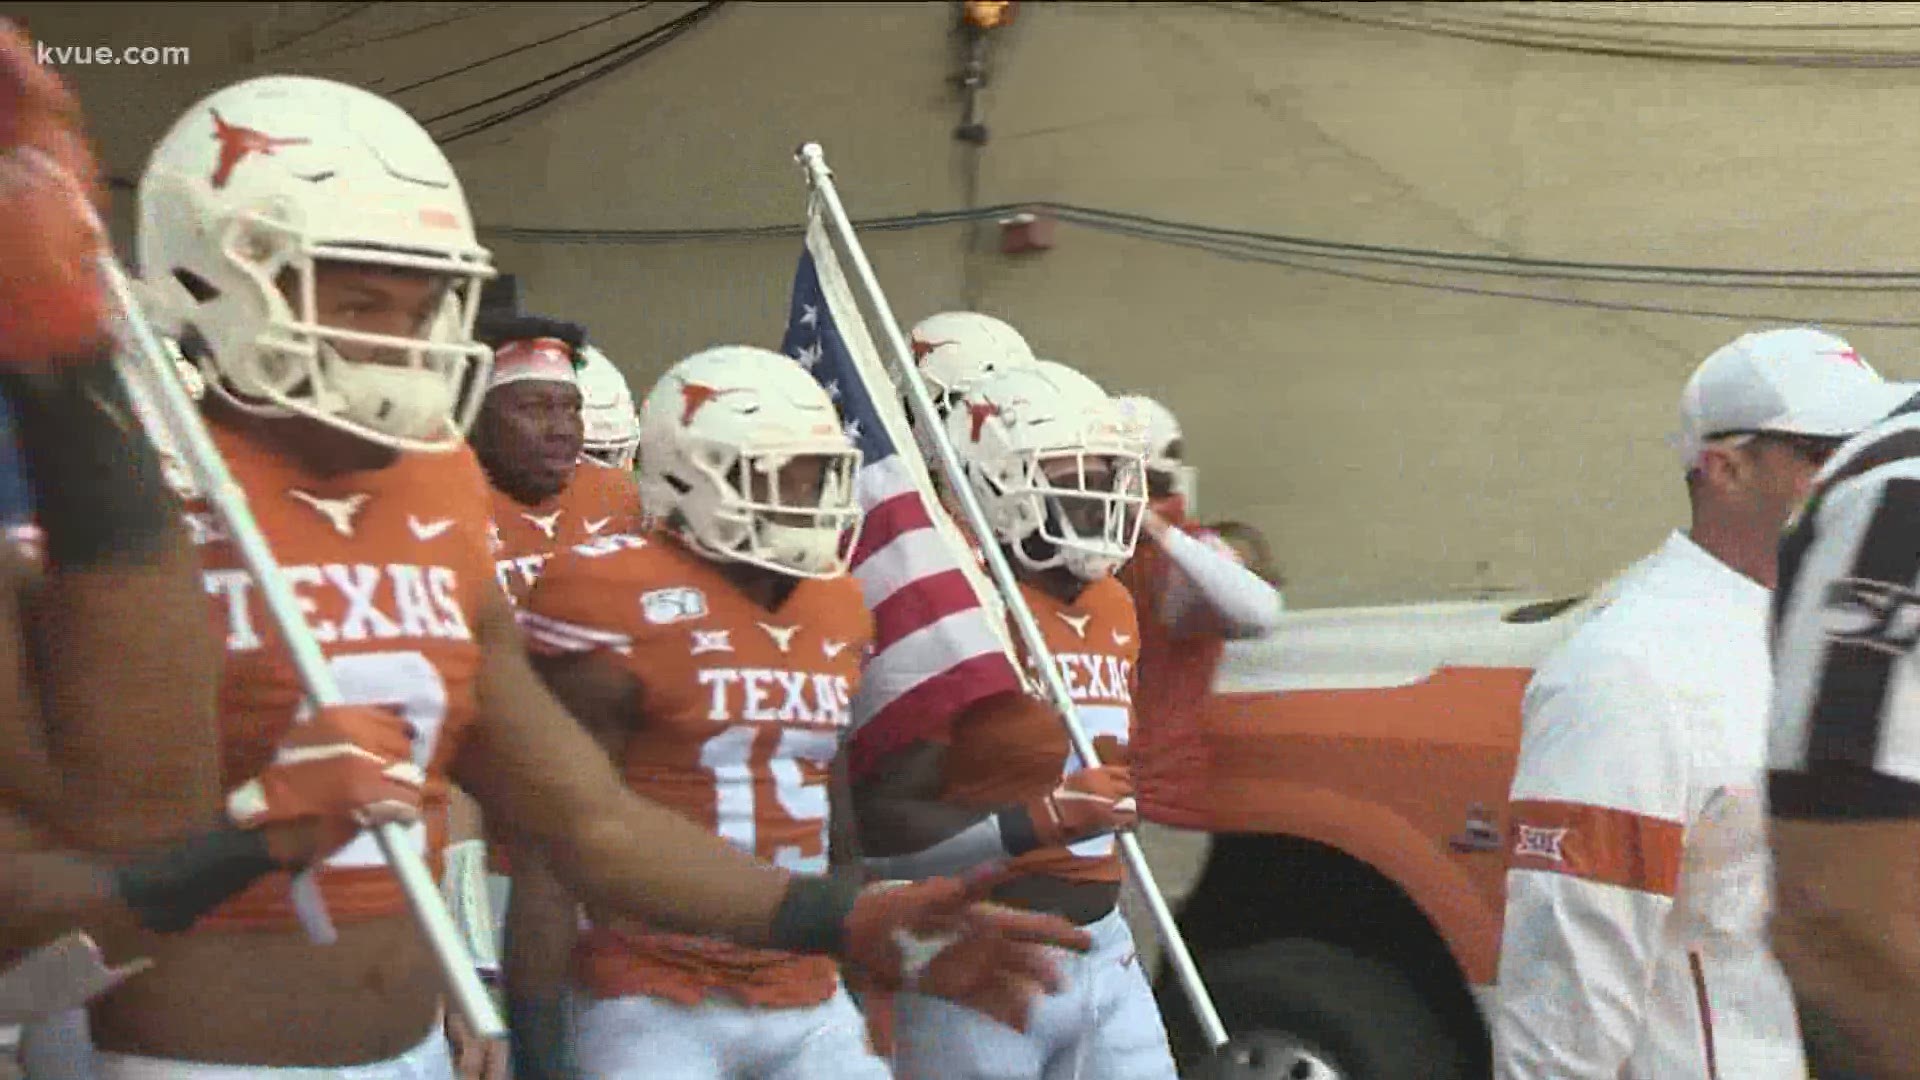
[1672,327,1917,470]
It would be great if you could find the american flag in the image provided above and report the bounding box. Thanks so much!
[781,212,1023,780]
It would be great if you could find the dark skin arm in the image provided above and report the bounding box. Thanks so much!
[500,647,636,1080]
[452,582,794,944]
[22,525,224,852]
[827,749,863,878]
[1770,814,1920,1080]
[503,648,636,1002]
[851,713,1011,858]
[0,543,204,957]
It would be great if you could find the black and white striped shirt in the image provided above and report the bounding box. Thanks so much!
[1769,399,1920,819]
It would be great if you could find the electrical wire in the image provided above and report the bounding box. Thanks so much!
[1228,2,1920,67]
[435,3,723,144]
[1056,213,1920,328]
[280,4,508,66]
[255,2,380,60]
[385,3,656,97]
[482,202,1920,328]
[483,199,1920,287]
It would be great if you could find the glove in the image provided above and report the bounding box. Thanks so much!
[225,705,426,869]
[0,21,111,366]
[842,877,1093,1032]
[1021,764,1136,850]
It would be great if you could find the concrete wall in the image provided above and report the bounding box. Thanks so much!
[25,1,1920,605]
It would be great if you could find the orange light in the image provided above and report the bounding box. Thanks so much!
[965,1,1015,30]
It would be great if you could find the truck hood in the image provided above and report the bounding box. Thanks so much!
[1212,582,1631,696]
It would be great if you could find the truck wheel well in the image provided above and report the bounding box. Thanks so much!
[1156,832,1490,1073]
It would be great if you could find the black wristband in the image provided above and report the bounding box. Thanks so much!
[994,806,1040,857]
[111,824,279,934]
[0,356,178,569]
[506,992,578,1080]
[766,874,864,958]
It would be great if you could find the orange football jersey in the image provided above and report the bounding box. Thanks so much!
[1119,522,1232,829]
[183,422,495,930]
[490,457,641,604]
[522,531,872,1008]
[936,575,1139,885]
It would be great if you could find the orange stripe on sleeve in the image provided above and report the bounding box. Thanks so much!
[1506,799,1683,898]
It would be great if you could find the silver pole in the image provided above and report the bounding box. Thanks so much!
[98,255,507,1040]
[794,142,1230,1051]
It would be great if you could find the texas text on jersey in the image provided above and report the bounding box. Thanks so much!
[186,423,494,927]
[490,457,642,603]
[521,530,873,1007]
[941,575,1141,885]
[1770,404,1920,815]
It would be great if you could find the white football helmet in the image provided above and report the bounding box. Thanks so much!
[135,76,495,452]
[578,343,640,470]
[909,311,1039,418]
[637,346,863,578]
[947,360,1146,581]
[1112,394,1194,504]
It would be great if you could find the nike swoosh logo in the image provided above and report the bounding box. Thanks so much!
[409,516,455,541]
[584,517,612,535]
[1112,632,1132,646]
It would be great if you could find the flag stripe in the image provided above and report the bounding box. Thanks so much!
[781,210,1023,782]
[856,522,972,611]
[869,568,980,656]
[852,487,933,568]
[847,652,1026,778]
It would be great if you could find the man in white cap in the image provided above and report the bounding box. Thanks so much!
[1493,326,1909,1079]
[1763,361,1920,1077]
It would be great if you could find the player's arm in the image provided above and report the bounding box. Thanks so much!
[0,698,422,955]
[827,747,864,877]
[459,577,1096,1037]
[503,647,637,1080]
[1141,512,1281,641]
[1766,471,1920,1080]
[458,580,806,941]
[0,29,223,853]
[851,713,1133,879]
[2,355,223,855]
[1491,648,1689,1080]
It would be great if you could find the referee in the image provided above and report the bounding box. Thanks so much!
[1767,377,1920,1079]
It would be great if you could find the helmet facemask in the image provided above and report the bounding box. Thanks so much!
[976,443,1147,581]
[668,436,865,579]
[160,182,494,452]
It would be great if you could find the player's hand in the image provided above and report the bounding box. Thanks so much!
[0,21,111,366]
[842,877,1092,1032]
[225,705,425,869]
[1022,764,1136,849]
[446,1008,509,1080]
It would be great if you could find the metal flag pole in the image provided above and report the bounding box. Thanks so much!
[794,142,1231,1052]
[97,253,507,1040]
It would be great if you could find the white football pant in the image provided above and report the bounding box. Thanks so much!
[889,907,1179,1080]
[19,1007,97,1079]
[93,1025,453,1079]
[573,984,889,1080]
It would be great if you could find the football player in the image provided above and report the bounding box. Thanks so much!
[1108,394,1283,987]
[460,317,645,994]
[97,73,1091,1078]
[579,343,641,471]
[469,318,643,604]
[906,311,1039,423]
[508,345,893,1078]
[0,34,422,1077]
[854,361,1182,1079]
